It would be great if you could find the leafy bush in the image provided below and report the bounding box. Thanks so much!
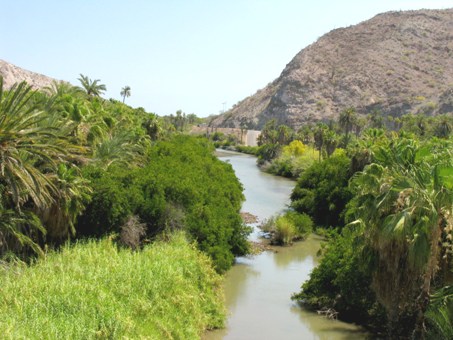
[290,153,353,227]
[292,226,386,330]
[286,211,313,235]
[78,135,250,272]
[266,141,319,178]
[77,165,143,237]
[235,145,259,155]
[0,232,225,339]
[136,135,251,272]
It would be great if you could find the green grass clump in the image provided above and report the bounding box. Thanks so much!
[0,232,225,339]
[275,216,298,245]
[260,211,313,245]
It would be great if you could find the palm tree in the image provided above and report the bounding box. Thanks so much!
[277,124,293,145]
[313,123,328,161]
[0,77,63,209]
[349,128,388,172]
[434,114,452,138]
[34,164,91,242]
[369,109,384,129]
[349,137,453,337]
[143,114,163,141]
[324,130,338,158]
[0,76,79,254]
[91,131,148,170]
[0,206,46,256]
[120,86,131,103]
[339,107,357,145]
[78,74,106,97]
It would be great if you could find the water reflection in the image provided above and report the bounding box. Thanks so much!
[272,241,317,269]
[291,304,369,340]
[223,260,260,311]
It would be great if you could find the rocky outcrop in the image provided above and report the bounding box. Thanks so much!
[212,9,453,129]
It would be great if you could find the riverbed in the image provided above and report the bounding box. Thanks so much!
[205,150,367,339]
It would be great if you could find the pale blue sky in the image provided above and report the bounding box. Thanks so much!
[2,1,452,116]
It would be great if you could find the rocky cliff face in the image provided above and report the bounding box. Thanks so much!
[0,59,61,89]
[212,9,453,129]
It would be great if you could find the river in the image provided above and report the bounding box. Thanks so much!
[205,150,367,340]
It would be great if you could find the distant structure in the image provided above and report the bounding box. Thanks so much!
[190,126,261,146]
[244,130,260,147]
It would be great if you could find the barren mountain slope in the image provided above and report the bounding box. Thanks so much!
[212,9,453,129]
[0,59,61,89]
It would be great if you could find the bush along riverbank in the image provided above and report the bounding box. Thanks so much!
[0,232,225,339]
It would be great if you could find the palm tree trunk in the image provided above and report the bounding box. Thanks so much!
[412,217,443,339]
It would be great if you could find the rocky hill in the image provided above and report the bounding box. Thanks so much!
[0,59,61,90]
[211,9,453,129]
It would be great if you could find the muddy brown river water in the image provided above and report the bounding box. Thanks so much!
[205,150,367,340]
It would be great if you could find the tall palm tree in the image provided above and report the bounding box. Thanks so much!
[120,86,131,103]
[313,123,328,161]
[339,107,357,145]
[277,124,293,145]
[349,137,453,337]
[324,130,338,158]
[78,74,106,97]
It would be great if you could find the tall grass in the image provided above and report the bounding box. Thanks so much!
[0,232,225,339]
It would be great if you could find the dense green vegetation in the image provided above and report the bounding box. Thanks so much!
[0,232,225,339]
[291,150,352,227]
[250,107,452,338]
[0,76,249,272]
[0,75,251,337]
[292,226,386,329]
[78,135,250,272]
[289,133,452,337]
[1,71,452,339]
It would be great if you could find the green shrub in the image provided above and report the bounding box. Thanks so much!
[292,226,386,330]
[260,211,312,245]
[0,232,225,339]
[285,211,313,236]
[77,135,251,272]
[235,145,259,155]
[77,165,143,237]
[290,153,353,227]
[136,135,251,272]
[265,141,319,179]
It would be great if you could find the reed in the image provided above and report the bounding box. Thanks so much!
[0,232,225,339]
